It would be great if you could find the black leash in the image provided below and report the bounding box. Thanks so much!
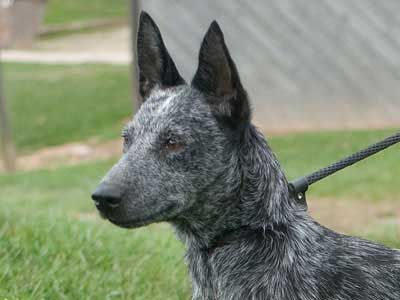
[288,132,400,209]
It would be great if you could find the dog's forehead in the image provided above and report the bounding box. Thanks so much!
[131,86,207,132]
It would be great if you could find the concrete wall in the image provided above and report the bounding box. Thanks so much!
[0,0,13,48]
[142,0,400,132]
[0,0,46,48]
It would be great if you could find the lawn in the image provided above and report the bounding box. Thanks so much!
[4,63,132,153]
[0,155,399,299]
[0,160,189,300]
[43,0,129,25]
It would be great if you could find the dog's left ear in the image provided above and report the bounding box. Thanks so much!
[192,21,250,127]
[137,11,185,100]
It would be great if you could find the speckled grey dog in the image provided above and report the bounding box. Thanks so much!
[92,12,400,300]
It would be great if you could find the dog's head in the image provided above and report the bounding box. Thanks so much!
[91,12,250,228]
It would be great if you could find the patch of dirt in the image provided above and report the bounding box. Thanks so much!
[37,26,130,54]
[0,139,122,172]
[308,197,400,234]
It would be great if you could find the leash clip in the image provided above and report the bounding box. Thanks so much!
[288,177,308,210]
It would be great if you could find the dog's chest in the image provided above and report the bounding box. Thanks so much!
[186,247,312,300]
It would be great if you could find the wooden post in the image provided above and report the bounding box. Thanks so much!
[130,0,141,111]
[0,52,16,171]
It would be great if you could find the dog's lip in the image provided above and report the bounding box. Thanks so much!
[106,204,177,229]
[108,218,150,229]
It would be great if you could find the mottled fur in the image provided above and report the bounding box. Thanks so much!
[92,12,400,300]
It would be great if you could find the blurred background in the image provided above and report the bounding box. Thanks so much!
[0,1,399,299]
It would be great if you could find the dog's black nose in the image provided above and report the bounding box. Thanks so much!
[91,183,123,209]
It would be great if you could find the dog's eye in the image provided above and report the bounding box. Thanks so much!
[165,138,184,151]
[121,129,131,150]
[121,131,128,143]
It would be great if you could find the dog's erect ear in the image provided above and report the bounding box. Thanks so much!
[192,21,250,126]
[137,12,185,100]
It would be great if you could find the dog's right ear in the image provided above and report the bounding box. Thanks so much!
[137,12,184,100]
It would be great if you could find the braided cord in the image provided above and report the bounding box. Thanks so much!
[306,132,400,186]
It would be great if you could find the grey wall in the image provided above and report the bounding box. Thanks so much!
[141,0,400,132]
[0,0,46,48]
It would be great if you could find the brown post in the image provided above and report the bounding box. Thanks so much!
[130,0,141,111]
[0,53,16,171]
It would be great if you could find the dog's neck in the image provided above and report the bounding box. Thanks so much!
[172,125,314,300]
[173,125,300,250]
[238,125,298,227]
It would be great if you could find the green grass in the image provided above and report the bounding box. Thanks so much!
[0,130,399,299]
[0,160,190,300]
[4,63,132,153]
[44,0,128,25]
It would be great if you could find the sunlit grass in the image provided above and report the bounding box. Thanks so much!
[0,161,189,300]
[44,0,128,25]
[4,63,132,153]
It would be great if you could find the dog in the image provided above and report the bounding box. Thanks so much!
[92,12,400,300]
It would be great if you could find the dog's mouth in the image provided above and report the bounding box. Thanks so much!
[104,203,178,229]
